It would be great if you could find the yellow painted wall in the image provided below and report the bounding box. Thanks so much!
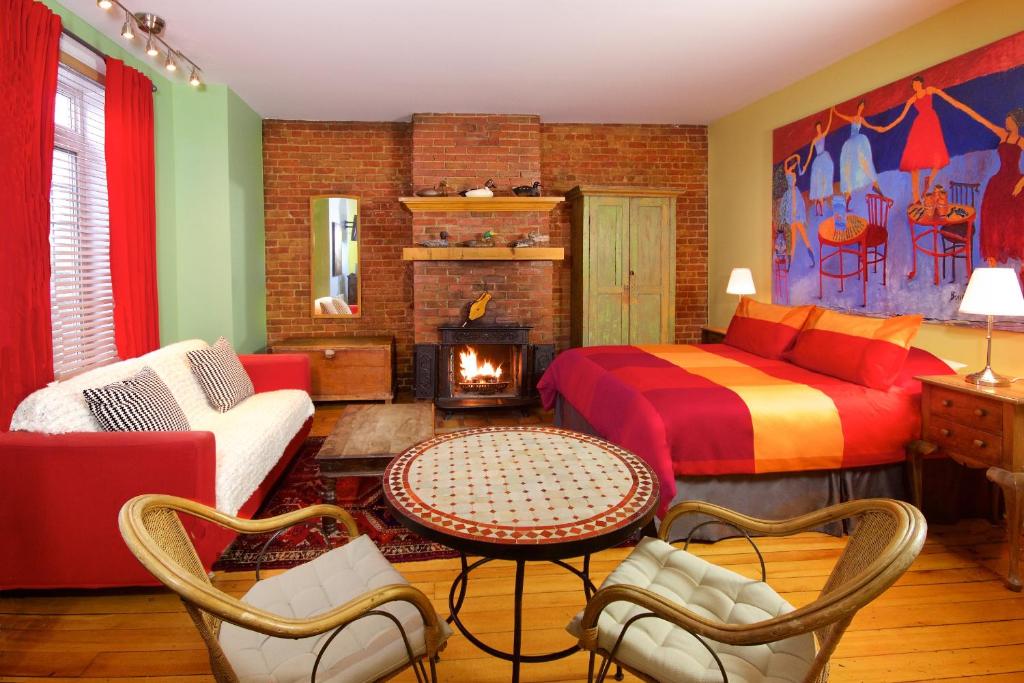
[709,0,1024,376]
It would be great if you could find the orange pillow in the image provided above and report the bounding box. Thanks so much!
[723,298,815,359]
[784,308,923,390]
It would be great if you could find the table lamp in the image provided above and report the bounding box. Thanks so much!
[727,268,756,300]
[959,267,1024,386]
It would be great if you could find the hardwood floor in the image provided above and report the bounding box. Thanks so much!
[3,404,1023,681]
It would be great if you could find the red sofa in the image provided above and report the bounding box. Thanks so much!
[0,353,312,590]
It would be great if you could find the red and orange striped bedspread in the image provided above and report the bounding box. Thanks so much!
[537,343,953,512]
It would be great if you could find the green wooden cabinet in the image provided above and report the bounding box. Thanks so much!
[567,186,677,347]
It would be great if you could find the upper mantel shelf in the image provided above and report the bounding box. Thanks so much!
[399,196,565,213]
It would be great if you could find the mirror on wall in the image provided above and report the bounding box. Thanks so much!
[310,195,361,317]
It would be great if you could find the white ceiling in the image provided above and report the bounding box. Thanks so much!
[64,0,961,123]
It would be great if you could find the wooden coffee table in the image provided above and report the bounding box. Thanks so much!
[317,403,434,534]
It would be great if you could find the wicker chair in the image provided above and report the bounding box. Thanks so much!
[569,499,926,683]
[119,494,449,683]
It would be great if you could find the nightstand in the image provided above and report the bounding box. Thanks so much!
[701,326,727,344]
[912,375,1024,590]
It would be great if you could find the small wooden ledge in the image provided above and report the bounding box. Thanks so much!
[399,196,565,213]
[402,247,565,261]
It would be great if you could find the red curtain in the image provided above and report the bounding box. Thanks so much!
[105,58,159,359]
[0,0,61,430]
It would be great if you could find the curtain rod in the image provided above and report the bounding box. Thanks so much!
[61,27,159,93]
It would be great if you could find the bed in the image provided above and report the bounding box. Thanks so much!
[538,342,955,539]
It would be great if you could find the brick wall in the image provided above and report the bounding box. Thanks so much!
[540,123,708,348]
[263,116,708,390]
[262,120,416,389]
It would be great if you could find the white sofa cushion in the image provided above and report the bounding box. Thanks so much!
[192,389,312,516]
[567,536,816,683]
[219,534,451,683]
[10,339,213,434]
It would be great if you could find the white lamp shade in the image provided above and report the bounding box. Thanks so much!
[726,268,756,296]
[959,268,1024,316]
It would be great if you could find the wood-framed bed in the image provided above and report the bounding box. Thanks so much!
[538,342,956,540]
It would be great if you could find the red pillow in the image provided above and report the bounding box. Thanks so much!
[723,298,815,359]
[784,308,924,390]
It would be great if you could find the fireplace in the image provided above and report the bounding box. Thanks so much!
[415,324,554,412]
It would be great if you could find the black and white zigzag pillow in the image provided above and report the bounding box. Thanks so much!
[83,366,191,432]
[186,337,254,412]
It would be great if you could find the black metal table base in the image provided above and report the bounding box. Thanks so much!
[447,552,595,683]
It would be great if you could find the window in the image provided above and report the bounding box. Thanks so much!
[49,62,117,379]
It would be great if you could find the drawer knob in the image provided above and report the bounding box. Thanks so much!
[973,439,986,449]
[941,399,953,407]
[940,428,951,437]
[975,408,987,417]
[323,349,336,360]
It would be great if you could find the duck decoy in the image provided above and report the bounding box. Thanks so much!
[512,181,542,197]
[460,179,496,197]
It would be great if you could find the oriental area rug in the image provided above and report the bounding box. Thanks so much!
[214,437,458,572]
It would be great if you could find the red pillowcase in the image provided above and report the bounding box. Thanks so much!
[784,308,924,390]
[723,298,815,359]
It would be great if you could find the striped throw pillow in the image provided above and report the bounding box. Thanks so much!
[83,366,190,432]
[187,337,255,412]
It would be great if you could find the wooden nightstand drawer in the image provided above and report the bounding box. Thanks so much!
[929,386,1003,434]
[927,416,1003,467]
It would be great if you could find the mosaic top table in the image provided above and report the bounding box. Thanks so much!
[383,426,658,683]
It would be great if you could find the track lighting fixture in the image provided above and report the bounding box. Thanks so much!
[120,12,134,40]
[96,2,203,88]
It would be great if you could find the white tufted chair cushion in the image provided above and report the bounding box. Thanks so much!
[219,534,451,683]
[567,537,815,683]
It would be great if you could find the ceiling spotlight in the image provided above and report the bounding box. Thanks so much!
[97,0,113,9]
[188,68,201,87]
[120,12,135,39]
[164,53,177,72]
[145,34,158,57]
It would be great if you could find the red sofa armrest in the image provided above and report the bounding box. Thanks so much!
[0,430,217,589]
[240,353,311,394]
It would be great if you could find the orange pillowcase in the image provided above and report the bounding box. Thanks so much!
[784,308,923,390]
[723,298,815,359]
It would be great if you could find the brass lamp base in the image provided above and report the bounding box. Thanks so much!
[965,365,1012,387]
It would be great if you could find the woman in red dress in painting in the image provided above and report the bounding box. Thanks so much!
[878,76,953,202]
[977,108,1024,272]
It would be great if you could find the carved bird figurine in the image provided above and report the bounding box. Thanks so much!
[512,181,542,197]
[460,179,497,197]
[418,231,449,247]
[466,291,492,324]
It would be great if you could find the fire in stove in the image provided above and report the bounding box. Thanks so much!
[458,346,510,394]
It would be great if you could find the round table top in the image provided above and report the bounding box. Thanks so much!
[818,214,867,245]
[383,426,658,560]
[907,202,974,226]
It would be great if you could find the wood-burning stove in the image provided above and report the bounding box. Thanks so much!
[414,324,553,412]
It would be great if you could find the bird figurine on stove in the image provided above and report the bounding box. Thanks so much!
[464,291,492,326]
[460,179,496,197]
[512,181,542,197]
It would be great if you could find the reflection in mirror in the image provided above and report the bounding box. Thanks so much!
[310,195,360,317]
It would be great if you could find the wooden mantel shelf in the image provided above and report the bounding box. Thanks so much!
[402,247,564,261]
[399,196,565,213]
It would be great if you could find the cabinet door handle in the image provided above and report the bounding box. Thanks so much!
[939,428,951,437]
[973,439,986,449]
[941,399,952,407]
[975,408,987,417]
[323,349,336,360]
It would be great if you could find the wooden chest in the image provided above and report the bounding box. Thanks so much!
[270,336,393,402]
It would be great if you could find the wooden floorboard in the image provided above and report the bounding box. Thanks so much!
[4,406,1023,680]
[2,518,1022,681]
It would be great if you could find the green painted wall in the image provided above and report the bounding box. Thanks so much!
[708,0,1024,376]
[42,0,266,352]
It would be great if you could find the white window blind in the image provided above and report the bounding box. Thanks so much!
[49,63,117,379]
